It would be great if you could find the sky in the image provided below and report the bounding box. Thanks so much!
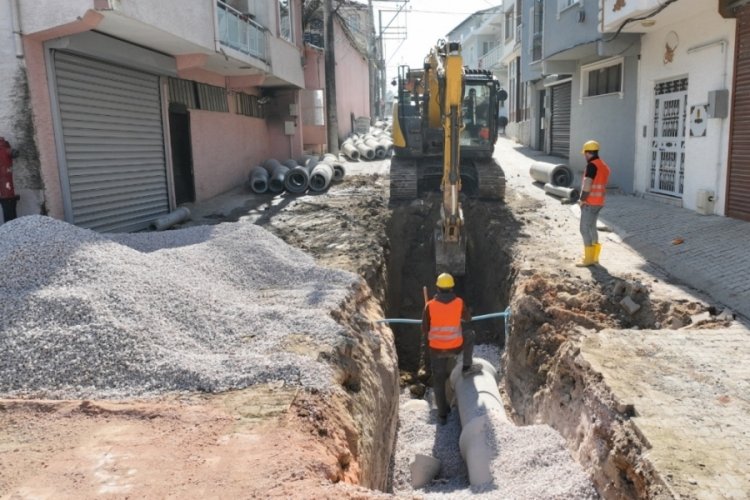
[371,0,503,83]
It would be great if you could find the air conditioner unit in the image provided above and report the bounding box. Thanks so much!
[696,189,715,215]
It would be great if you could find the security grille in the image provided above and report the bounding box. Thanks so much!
[550,82,572,157]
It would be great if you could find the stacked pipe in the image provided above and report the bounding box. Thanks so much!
[340,127,394,162]
[246,154,346,196]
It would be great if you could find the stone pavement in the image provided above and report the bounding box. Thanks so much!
[493,136,750,498]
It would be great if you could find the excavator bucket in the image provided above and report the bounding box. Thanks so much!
[434,227,467,276]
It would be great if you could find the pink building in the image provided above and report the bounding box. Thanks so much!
[1,0,310,232]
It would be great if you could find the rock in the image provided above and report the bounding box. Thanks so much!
[717,308,735,321]
[620,296,641,315]
[409,383,426,398]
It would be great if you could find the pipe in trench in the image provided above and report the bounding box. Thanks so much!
[448,357,510,486]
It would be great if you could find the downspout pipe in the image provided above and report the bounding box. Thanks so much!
[10,0,24,59]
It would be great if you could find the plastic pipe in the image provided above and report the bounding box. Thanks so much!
[376,308,510,325]
[151,207,191,231]
[529,161,574,187]
[449,358,510,486]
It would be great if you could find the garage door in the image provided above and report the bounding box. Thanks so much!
[53,51,169,232]
[550,82,572,158]
[728,6,750,221]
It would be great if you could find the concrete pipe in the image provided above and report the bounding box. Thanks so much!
[377,137,393,156]
[262,159,289,193]
[309,162,334,192]
[284,166,310,194]
[544,182,580,202]
[354,139,376,160]
[248,165,269,194]
[282,159,299,169]
[529,161,574,187]
[297,155,319,169]
[364,137,387,159]
[341,140,360,161]
[151,207,191,231]
[448,357,511,486]
[321,154,346,182]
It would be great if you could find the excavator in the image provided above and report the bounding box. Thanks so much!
[390,40,506,276]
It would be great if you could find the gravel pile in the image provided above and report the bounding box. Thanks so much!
[0,216,358,399]
[392,345,597,499]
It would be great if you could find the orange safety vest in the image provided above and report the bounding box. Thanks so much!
[427,298,464,350]
[583,158,611,206]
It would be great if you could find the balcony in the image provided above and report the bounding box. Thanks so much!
[217,0,267,62]
[478,44,504,71]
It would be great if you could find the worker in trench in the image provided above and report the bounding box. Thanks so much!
[576,139,611,267]
[421,273,481,425]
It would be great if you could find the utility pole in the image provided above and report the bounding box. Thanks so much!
[324,0,339,154]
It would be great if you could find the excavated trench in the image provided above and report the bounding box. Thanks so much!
[378,191,704,497]
[384,194,516,373]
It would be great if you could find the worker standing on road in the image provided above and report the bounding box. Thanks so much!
[577,140,611,267]
[421,273,480,425]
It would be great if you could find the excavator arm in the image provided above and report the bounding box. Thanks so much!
[434,41,467,276]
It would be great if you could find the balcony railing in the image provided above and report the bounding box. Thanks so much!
[478,44,503,70]
[217,0,267,62]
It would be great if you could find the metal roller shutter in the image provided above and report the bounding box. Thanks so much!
[728,6,750,221]
[53,51,169,232]
[550,82,572,158]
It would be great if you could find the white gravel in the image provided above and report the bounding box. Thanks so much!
[0,215,358,399]
[392,345,598,499]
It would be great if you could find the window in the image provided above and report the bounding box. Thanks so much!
[515,0,522,43]
[301,90,325,126]
[504,10,514,41]
[168,78,229,113]
[582,58,624,98]
[278,0,292,42]
[531,0,543,61]
[236,93,265,118]
[559,0,580,11]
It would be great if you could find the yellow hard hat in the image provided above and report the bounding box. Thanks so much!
[436,273,455,289]
[581,140,600,154]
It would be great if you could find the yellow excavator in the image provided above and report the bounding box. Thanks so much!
[390,40,506,276]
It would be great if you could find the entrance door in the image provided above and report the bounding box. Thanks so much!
[550,82,571,157]
[650,78,688,197]
[168,103,195,205]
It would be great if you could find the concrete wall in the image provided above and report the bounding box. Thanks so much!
[545,0,599,57]
[190,110,270,201]
[333,19,369,140]
[568,54,640,193]
[633,8,735,213]
[0,1,44,222]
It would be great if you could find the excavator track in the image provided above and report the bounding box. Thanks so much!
[476,158,506,200]
[389,159,418,200]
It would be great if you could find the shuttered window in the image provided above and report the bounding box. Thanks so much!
[236,93,265,118]
[728,5,750,221]
[53,51,169,232]
[167,78,229,112]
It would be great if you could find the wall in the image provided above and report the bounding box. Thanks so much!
[333,19,370,140]
[0,1,43,223]
[190,110,270,200]
[633,8,735,213]
[568,54,640,192]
